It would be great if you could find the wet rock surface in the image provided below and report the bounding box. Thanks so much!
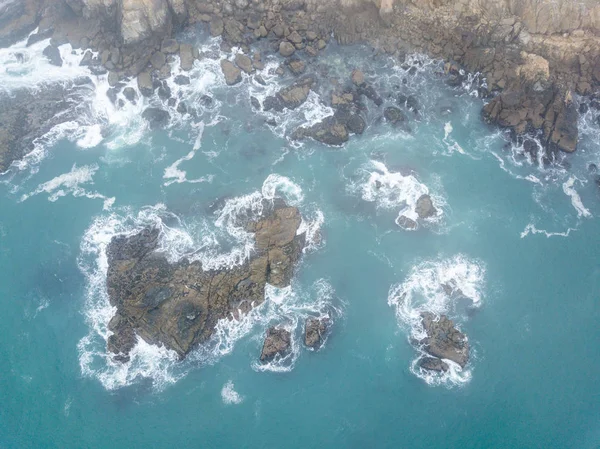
[304,317,328,349]
[264,76,315,112]
[105,203,306,361]
[417,312,469,369]
[260,327,292,362]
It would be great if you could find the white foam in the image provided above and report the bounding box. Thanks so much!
[520,223,576,238]
[562,176,591,218]
[221,380,244,405]
[19,163,114,208]
[388,254,485,386]
[352,159,444,226]
[442,122,466,155]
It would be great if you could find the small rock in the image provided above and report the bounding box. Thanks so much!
[288,31,303,44]
[306,31,318,41]
[254,74,267,86]
[210,18,224,37]
[279,41,296,57]
[220,59,242,85]
[176,102,187,114]
[107,71,120,87]
[79,50,94,66]
[396,215,417,230]
[304,318,328,349]
[316,39,326,50]
[250,96,260,109]
[351,69,365,86]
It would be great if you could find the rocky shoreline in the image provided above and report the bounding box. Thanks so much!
[1,0,599,173]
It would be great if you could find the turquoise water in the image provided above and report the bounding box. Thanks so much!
[1,32,600,448]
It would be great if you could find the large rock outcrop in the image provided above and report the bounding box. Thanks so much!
[106,203,306,362]
[417,312,469,369]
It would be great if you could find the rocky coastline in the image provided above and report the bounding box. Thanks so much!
[1,0,600,173]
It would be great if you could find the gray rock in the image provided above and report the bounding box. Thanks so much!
[161,38,179,54]
[264,76,315,112]
[415,194,437,219]
[287,58,306,75]
[419,356,449,372]
[142,107,170,129]
[43,45,62,67]
[220,60,242,85]
[123,87,137,103]
[173,75,190,85]
[304,318,328,349]
[419,312,469,368]
[150,51,166,70]
[107,71,120,87]
[384,106,407,124]
[179,43,195,71]
[234,54,253,74]
[279,41,296,57]
[137,71,154,97]
[396,215,417,230]
[210,17,224,37]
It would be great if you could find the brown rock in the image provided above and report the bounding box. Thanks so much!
[221,59,242,85]
[304,318,328,349]
[279,41,296,57]
[260,327,291,362]
[234,54,253,74]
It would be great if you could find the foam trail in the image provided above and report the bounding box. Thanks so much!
[388,255,485,386]
[163,123,215,186]
[221,381,244,405]
[520,223,576,239]
[562,177,591,218]
[19,164,114,209]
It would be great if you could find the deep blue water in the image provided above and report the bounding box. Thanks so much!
[1,31,600,448]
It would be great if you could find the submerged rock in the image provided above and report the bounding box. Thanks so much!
[419,356,449,372]
[293,116,349,146]
[141,107,170,129]
[396,215,417,230]
[418,312,469,368]
[304,318,328,349]
[260,327,291,362]
[106,204,306,361]
[384,106,406,124]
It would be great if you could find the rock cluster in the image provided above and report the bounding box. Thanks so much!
[105,203,306,362]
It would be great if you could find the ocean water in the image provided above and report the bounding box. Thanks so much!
[1,28,600,448]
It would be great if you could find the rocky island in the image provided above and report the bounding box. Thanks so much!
[106,202,306,362]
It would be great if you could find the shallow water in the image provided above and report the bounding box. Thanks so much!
[1,28,600,448]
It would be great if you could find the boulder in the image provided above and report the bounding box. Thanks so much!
[179,43,195,71]
[150,51,166,70]
[123,87,137,103]
[260,327,291,362]
[293,116,349,146]
[220,60,242,85]
[304,318,328,349]
[418,312,469,368]
[210,17,224,37]
[415,194,437,219]
[351,69,365,86]
[287,58,306,75]
[234,53,253,74]
[174,75,190,85]
[137,71,154,97]
[141,107,170,129]
[43,45,62,67]
[161,38,179,54]
[105,204,305,360]
[279,41,296,57]
[396,215,417,230]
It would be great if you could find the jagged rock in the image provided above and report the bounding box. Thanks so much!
[418,312,469,368]
[234,54,253,74]
[357,82,382,106]
[260,327,291,362]
[137,71,154,97]
[106,204,305,360]
[415,194,436,219]
[264,76,314,112]
[250,96,260,109]
[223,19,244,44]
[293,116,349,146]
[304,318,328,349]
[141,107,170,129]
[384,106,406,124]
[279,41,296,57]
[220,60,242,85]
[419,356,449,372]
[79,50,94,67]
[43,45,62,67]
